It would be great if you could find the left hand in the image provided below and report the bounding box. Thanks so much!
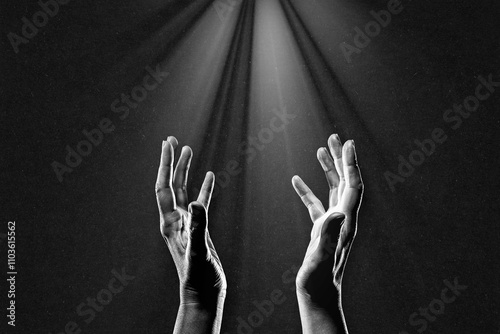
[156,136,226,311]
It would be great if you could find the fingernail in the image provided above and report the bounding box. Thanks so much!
[334,134,340,141]
[351,140,355,147]
[167,136,179,147]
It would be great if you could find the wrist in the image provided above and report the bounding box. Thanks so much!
[174,295,226,334]
[177,301,223,320]
[297,289,347,334]
[297,291,342,314]
[180,286,226,312]
[296,281,341,309]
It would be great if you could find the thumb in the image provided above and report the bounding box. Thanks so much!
[317,212,345,262]
[188,201,208,256]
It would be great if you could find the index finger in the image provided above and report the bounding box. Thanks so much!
[292,175,325,222]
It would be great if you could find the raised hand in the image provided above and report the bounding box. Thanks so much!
[156,136,226,334]
[292,134,363,334]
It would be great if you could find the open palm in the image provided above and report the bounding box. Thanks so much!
[292,134,363,308]
[156,136,226,309]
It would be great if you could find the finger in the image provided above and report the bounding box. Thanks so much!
[197,172,215,209]
[340,140,363,215]
[328,134,345,198]
[188,201,208,257]
[168,136,178,150]
[292,175,325,222]
[334,221,357,282]
[160,210,182,239]
[316,212,344,263]
[206,233,222,265]
[156,138,177,213]
[173,146,193,210]
[317,147,340,207]
[336,142,363,274]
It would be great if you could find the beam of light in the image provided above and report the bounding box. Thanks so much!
[94,0,228,99]
[282,0,422,289]
[104,0,419,330]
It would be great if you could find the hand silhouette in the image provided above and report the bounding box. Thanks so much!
[156,136,226,334]
[292,134,363,334]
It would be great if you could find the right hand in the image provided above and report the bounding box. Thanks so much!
[292,134,363,309]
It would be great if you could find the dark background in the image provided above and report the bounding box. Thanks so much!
[1,0,499,333]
